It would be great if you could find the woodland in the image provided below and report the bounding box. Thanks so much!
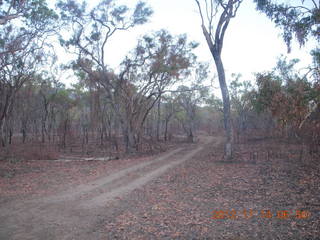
[0,0,319,239]
[0,0,319,159]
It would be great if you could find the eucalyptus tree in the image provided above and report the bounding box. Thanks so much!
[252,58,315,138]
[0,0,58,146]
[57,0,153,100]
[161,95,178,141]
[174,84,209,142]
[38,75,62,143]
[254,0,320,100]
[229,75,253,123]
[194,0,243,159]
[116,30,197,152]
[254,0,319,53]
[57,0,153,152]
[173,63,210,142]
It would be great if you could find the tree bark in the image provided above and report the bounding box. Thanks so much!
[195,0,242,159]
[187,129,194,143]
[0,120,5,147]
[123,126,136,153]
[202,25,233,160]
[156,98,161,141]
[213,54,233,159]
[164,117,169,141]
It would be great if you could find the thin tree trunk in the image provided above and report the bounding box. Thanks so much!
[164,118,169,141]
[213,54,233,159]
[156,98,161,141]
[8,128,12,145]
[22,127,26,143]
[195,0,242,160]
[0,120,5,147]
[201,25,233,160]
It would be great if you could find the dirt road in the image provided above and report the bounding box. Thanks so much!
[0,135,219,240]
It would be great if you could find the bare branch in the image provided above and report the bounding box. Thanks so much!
[0,14,21,25]
[195,0,205,27]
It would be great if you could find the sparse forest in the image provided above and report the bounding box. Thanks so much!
[0,0,319,239]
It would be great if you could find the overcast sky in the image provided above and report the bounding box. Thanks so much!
[60,0,316,87]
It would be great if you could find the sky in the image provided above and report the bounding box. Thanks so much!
[59,0,316,88]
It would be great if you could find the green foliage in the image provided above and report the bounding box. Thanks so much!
[254,0,320,52]
[229,74,254,115]
[133,2,153,25]
[253,73,282,113]
[57,0,153,71]
[123,29,198,91]
[0,0,59,85]
[24,0,58,23]
[252,58,316,129]
[206,95,223,112]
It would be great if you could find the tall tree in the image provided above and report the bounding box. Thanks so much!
[57,0,153,77]
[174,84,208,142]
[112,30,196,152]
[57,0,153,152]
[0,0,58,146]
[194,0,242,159]
[254,0,320,142]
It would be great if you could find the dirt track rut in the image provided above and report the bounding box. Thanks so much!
[0,135,218,240]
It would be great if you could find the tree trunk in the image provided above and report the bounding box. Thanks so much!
[0,119,5,147]
[41,120,46,143]
[62,118,69,149]
[8,128,12,145]
[196,0,242,160]
[187,128,194,143]
[0,89,14,147]
[201,23,233,160]
[123,122,137,153]
[22,127,26,143]
[156,98,161,141]
[213,54,233,159]
[164,118,169,141]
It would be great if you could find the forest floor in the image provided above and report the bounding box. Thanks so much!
[0,134,319,240]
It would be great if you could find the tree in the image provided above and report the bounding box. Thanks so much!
[57,0,152,119]
[0,0,58,146]
[57,0,153,152]
[254,0,320,89]
[254,0,319,53]
[0,0,28,25]
[252,57,315,138]
[229,74,255,142]
[175,85,208,142]
[161,95,177,141]
[114,30,197,151]
[194,0,243,159]
[57,0,152,76]
[172,62,209,142]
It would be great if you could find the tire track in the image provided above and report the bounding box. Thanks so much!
[43,147,184,203]
[79,144,206,209]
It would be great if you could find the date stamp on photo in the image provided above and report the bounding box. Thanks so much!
[211,209,311,220]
